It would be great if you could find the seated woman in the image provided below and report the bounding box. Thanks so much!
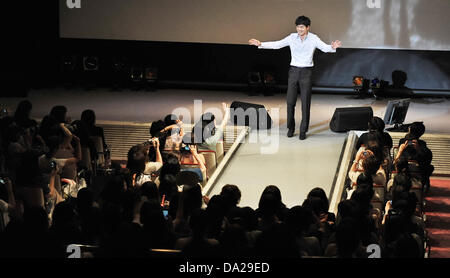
[192,102,230,153]
[126,138,163,187]
[53,123,82,181]
[159,143,207,185]
[39,105,69,144]
[71,109,107,163]
[161,114,185,151]
[348,148,387,189]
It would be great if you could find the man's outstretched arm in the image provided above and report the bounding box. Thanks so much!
[248,35,291,49]
[315,36,342,53]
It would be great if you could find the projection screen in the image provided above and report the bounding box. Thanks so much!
[60,0,450,51]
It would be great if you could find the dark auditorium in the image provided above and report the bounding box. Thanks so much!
[1,0,450,269]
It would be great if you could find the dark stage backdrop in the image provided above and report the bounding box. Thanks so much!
[58,38,450,91]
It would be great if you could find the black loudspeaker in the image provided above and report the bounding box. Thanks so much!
[230,101,272,130]
[330,107,373,132]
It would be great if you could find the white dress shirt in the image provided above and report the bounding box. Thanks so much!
[259,32,336,67]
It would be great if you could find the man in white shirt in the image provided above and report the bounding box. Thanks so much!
[249,16,341,140]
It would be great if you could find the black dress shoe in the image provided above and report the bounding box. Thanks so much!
[287,129,294,137]
[299,132,306,140]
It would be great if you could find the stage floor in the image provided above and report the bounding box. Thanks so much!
[208,128,346,209]
[1,87,450,134]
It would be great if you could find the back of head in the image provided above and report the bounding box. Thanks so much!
[160,154,180,178]
[220,184,241,208]
[126,144,146,174]
[362,154,381,177]
[140,181,160,202]
[262,185,283,207]
[384,206,408,243]
[80,109,96,126]
[77,187,94,213]
[392,70,408,87]
[302,196,326,217]
[164,114,178,126]
[394,191,417,218]
[149,120,165,137]
[158,174,177,201]
[140,199,166,233]
[350,188,372,214]
[395,155,410,175]
[49,105,67,123]
[182,183,203,217]
[357,172,373,187]
[286,205,315,235]
[393,173,412,192]
[258,193,278,217]
[307,187,329,212]
[368,116,385,132]
[337,199,359,222]
[14,100,32,120]
[408,122,425,139]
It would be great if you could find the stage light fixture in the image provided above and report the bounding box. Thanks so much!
[353,76,364,88]
[370,77,381,89]
[263,72,276,96]
[248,71,262,85]
[61,55,76,72]
[83,56,99,71]
[145,67,158,82]
[130,66,143,81]
[353,76,370,98]
[248,71,263,96]
[130,66,144,90]
[144,67,158,91]
[112,57,127,72]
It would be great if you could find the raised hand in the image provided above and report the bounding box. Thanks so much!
[248,39,261,46]
[222,102,228,111]
[331,40,342,49]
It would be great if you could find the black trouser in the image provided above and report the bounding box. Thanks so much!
[286,66,313,133]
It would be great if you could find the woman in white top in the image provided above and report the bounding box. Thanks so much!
[126,138,163,187]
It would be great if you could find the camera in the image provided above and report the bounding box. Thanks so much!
[162,209,169,220]
[0,178,5,184]
[407,140,413,146]
[50,160,57,170]
[180,144,191,153]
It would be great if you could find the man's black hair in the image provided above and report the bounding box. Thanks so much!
[295,15,311,27]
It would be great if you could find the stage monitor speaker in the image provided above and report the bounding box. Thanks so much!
[230,101,272,130]
[330,107,373,132]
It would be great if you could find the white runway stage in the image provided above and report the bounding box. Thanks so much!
[207,128,347,209]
